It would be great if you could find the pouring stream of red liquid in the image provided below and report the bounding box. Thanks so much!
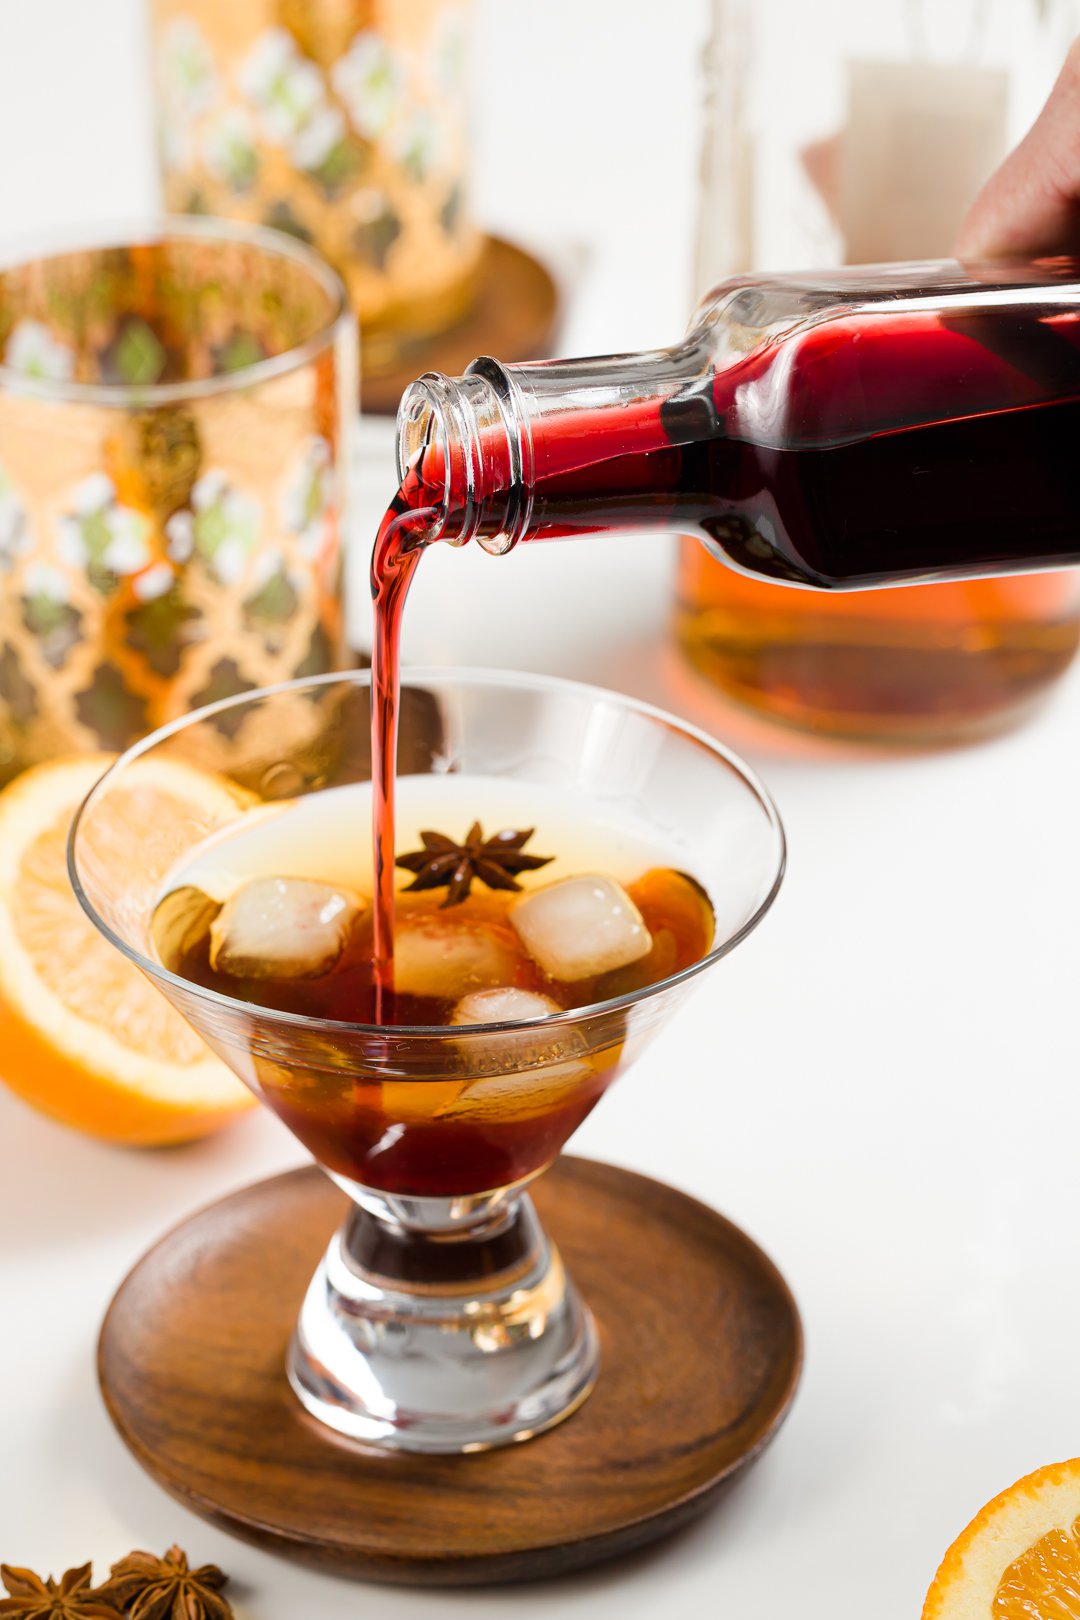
[369,470,436,1024]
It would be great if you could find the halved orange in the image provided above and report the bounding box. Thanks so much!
[0,754,255,1145]
[923,1457,1080,1618]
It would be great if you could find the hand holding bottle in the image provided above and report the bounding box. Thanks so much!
[957,40,1080,259]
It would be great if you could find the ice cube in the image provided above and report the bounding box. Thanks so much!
[392,912,520,1000]
[209,876,364,979]
[436,1058,599,1123]
[451,987,562,1026]
[510,875,652,982]
[451,986,582,1085]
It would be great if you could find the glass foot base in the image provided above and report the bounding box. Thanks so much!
[98,1160,802,1577]
[287,1191,600,1454]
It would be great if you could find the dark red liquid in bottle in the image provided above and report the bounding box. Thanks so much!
[687,309,1080,587]
[393,307,1080,586]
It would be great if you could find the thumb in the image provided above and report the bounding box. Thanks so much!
[955,38,1080,259]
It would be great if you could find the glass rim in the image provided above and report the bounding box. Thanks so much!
[68,667,787,1044]
[0,215,351,408]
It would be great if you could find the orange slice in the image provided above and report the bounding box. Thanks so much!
[0,753,256,1145]
[923,1458,1080,1618]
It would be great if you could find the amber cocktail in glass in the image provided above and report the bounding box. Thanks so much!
[70,668,784,1453]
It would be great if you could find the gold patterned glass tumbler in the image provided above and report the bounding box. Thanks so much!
[0,219,355,785]
[150,0,481,380]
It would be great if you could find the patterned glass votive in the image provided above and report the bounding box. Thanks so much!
[0,219,354,783]
[151,0,481,378]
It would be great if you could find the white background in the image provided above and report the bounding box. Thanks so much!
[2,3,1080,1617]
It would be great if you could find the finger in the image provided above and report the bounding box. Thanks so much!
[955,37,1080,259]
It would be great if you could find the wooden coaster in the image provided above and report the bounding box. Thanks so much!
[360,235,560,416]
[99,1157,802,1586]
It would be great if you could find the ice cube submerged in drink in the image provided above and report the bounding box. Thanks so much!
[151,777,715,1197]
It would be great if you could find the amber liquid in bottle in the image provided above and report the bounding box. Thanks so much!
[675,547,1080,743]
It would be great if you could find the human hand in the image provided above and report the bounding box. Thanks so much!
[956,39,1080,259]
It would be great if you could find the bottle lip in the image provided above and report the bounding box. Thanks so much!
[396,375,461,547]
[395,361,531,553]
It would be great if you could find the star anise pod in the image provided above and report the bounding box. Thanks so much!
[396,823,554,907]
[95,1548,232,1620]
[0,1564,120,1619]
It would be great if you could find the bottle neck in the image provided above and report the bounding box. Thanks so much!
[395,339,714,555]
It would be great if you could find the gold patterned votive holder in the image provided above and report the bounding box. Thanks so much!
[151,0,482,381]
[0,219,355,784]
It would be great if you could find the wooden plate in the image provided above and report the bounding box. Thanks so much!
[99,1156,802,1586]
[360,235,560,416]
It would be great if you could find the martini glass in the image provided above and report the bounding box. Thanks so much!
[69,669,784,1454]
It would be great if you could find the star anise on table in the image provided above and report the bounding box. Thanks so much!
[0,1564,120,1619]
[95,1548,232,1620]
[396,822,554,907]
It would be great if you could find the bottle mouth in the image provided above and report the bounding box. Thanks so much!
[396,379,457,546]
[395,362,531,553]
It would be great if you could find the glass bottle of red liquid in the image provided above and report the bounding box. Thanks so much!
[392,259,1080,722]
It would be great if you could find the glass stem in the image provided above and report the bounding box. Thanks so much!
[289,1186,600,1451]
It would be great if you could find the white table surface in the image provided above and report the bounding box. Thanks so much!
[2,5,1080,1616]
